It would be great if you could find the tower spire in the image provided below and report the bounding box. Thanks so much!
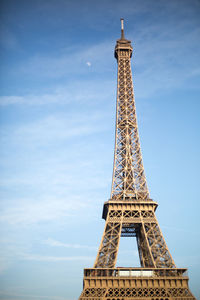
[120,18,125,39]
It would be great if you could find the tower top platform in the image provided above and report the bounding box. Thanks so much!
[115,18,133,59]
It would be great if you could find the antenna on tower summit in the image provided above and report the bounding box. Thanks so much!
[120,18,125,39]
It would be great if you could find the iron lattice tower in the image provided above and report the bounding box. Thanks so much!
[79,20,195,300]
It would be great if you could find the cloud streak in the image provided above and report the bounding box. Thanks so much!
[0,196,88,225]
[0,290,67,300]
[16,40,113,80]
[21,253,94,262]
[44,238,97,250]
[0,79,115,106]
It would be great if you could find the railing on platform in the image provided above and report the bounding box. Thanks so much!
[84,267,188,278]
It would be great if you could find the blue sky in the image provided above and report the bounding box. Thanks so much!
[0,0,200,299]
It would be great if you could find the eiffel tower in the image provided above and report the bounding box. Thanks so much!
[79,19,196,300]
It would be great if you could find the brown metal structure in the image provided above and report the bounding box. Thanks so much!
[79,19,195,300]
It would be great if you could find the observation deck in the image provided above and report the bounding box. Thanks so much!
[81,268,194,299]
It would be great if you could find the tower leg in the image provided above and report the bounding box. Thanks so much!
[94,219,122,268]
[137,217,175,268]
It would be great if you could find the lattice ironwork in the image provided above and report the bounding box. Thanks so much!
[94,202,175,268]
[94,221,122,268]
[80,286,195,299]
[111,50,149,202]
[79,19,196,300]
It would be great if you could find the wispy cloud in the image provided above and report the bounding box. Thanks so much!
[16,40,113,80]
[44,238,97,250]
[0,290,67,300]
[22,253,93,262]
[0,78,115,107]
[0,238,30,274]
[12,113,105,143]
[0,196,87,225]
[0,257,12,274]
[0,94,61,106]
[0,96,25,105]
[0,78,114,106]
[0,110,109,153]
[132,22,200,97]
